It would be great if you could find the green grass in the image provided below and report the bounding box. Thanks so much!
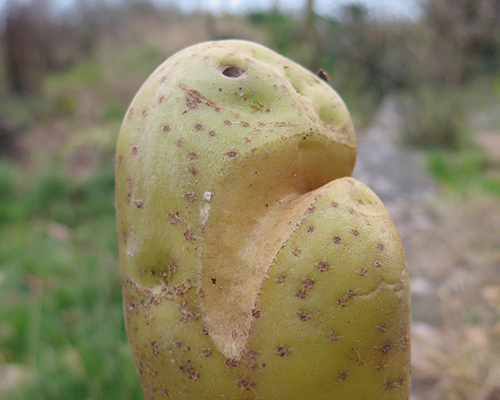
[46,62,103,91]
[0,38,162,398]
[428,149,500,196]
[0,155,143,399]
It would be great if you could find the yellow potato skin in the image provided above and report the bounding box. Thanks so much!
[116,40,410,399]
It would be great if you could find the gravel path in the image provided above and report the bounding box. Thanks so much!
[352,97,435,203]
[352,98,500,400]
[352,99,440,398]
[352,97,441,325]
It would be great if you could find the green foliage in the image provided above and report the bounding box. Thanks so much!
[117,44,165,80]
[0,94,77,130]
[102,103,126,122]
[54,94,77,117]
[248,12,296,55]
[493,76,500,98]
[398,86,467,149]
[46,62,102,91]
[428,150,500,196]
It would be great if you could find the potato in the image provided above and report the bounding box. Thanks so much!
[115,40,410,399]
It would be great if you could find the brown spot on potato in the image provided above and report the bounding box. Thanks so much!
[179,303,191,316]
[167,214,178,224]
[252,309,261,318]
[317,261,330,272]
[377,324,387,333]
[338,297,347,307]
[127,301,137,312]
[358,268,368,276]
[203,348,212,357]
[176,140,183,147]
[147,366,157,378]
[297,311,310,321]
[162,125,170,132]
[189,168,198,175]
[338,371,348,380]
[292,248,301,257]
[246,349,261,359]
[237,378,255,391]
[277,275,287,283]
[307,225,314,233]
[194,123,203,130]
[224,357,239,368]
[179,83,220,112]
[227,150,238,157]
[384,380,396,390]
[201,327,209,335]
[183,230,193,241]
[115,154,122,168]
[127,177,134,188]
[135,200,143,208]
[188,152,198,160]
[377,361,387,371]
[377,243,385,251]
[224,120,232,125]
[296,289,307,299]
[329,332,340,341]
[209,130,217,136]
[374,260,382,267]
[302,278,315,289]
[399,335,410,351]
[352,229,359,236]
[378,343,395,354]
[187,367,199,380]
[184,192,196,203]
[275,346,291,357]
[168,262,177,278]
[333,236,342,244]
[151,341,159,357]
[347,289,357,298]
[331,201,339,208]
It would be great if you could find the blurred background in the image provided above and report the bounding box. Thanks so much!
[0,0,499,399]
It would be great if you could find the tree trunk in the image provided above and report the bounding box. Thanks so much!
[3,2,44,96]
[305,0,323,72]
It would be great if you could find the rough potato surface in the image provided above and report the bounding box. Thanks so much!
[116,40,410,399]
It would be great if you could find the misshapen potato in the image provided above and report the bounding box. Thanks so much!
[116,40,410,399]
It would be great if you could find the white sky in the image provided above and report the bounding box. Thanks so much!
[173,0,421,19]
[0,0,422,20]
